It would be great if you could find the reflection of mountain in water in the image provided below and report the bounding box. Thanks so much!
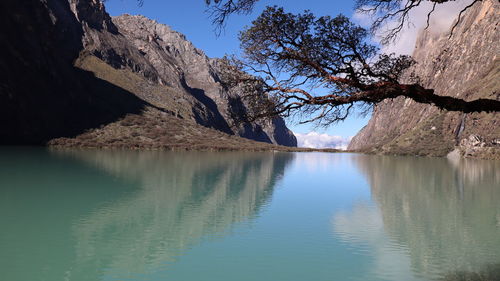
[346,155,500,279]
[0,149,293,281]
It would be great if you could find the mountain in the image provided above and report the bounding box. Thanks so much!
[348,0,499,159]
[0,0,297,148]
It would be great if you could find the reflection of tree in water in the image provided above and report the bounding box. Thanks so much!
[353,155,500,279]
[0,149,293,281]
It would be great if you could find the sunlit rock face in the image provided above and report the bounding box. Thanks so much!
[349,0,500,159]
[0,149,294,280]
[110,15,297,146]
[333,154,500,280]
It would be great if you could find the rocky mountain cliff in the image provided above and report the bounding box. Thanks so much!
[111,14,296,145]
[0,0,296,147]
[348,0,499,159]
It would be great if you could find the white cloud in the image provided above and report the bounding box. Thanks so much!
[294,132,351,150]
[353,0,476,55]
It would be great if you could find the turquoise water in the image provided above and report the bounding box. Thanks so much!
[0,148,499,281]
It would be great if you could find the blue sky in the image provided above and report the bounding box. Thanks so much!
[105,0,371,138]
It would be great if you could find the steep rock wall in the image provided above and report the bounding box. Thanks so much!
[348,0,499,159]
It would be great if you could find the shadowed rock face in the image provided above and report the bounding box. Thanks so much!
[0,0,297,147]
[348,0,499,159]
[0,0,149,144]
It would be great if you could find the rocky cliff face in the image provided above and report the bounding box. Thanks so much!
[348,0,499,159]
[111,15,296,146]
[0,0,296,147]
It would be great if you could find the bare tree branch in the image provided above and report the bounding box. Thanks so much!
[205,0,258,35]
[425,2,437,29]
[355,0,483,42]
[449,0,482,38]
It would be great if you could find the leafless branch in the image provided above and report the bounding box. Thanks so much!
[449,0,482,38]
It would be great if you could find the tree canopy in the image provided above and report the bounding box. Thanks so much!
[218,6,499,125]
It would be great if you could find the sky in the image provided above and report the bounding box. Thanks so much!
[104,0,472,148]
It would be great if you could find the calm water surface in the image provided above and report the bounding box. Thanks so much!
[1,148,499,281]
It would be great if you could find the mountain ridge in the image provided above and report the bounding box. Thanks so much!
[0,0,297,148]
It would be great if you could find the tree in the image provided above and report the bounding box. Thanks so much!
[218,7,499,125]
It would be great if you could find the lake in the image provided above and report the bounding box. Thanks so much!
[1,148,499,281]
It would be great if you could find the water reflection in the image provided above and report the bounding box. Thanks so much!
[0,148,293,281]
[335,155,500,280]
